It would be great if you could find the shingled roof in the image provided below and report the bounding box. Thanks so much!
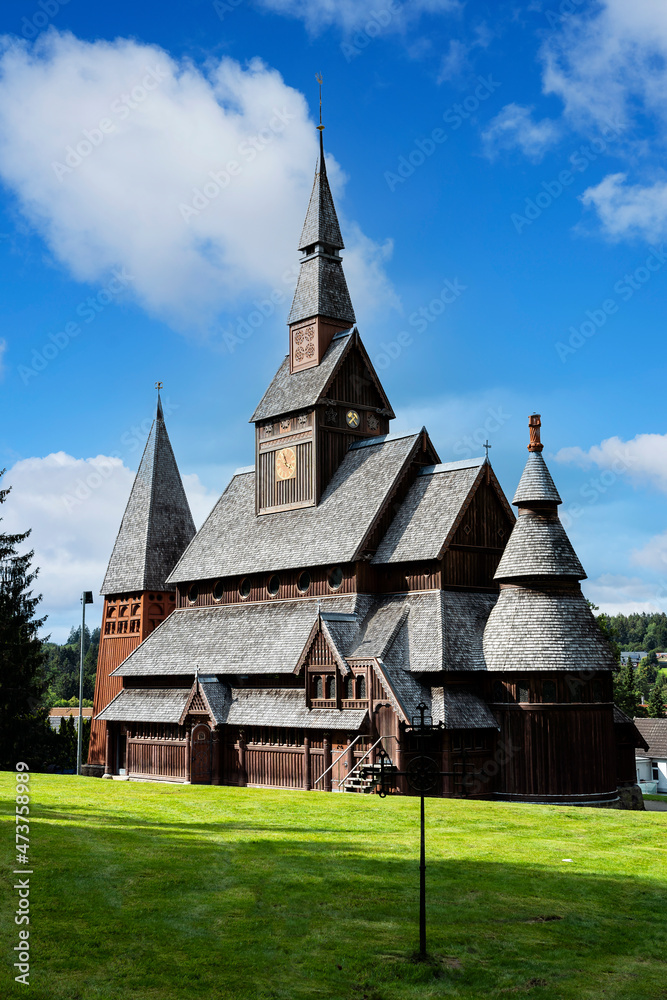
[167,431,422,582]
[95,687,190,723]
[250,329,393,423]
[634,717,667,757]
[250,330,350,422]
[372,459,502,564]
[110,595,371,677]
[483,588,618,672]
[298,132,344,251]
[226,688,367,730]
[494,509,586,581]
[513,451,562,506]
[101,398,195,595]
[287,254,355,326]
[431,687,500,729]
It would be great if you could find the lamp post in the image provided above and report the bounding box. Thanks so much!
[77,591,94,775]
[362,703,472,960]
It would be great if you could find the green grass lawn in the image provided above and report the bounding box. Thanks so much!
[2,774,667,1000]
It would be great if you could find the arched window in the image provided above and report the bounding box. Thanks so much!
[326,676,336,699]
[357,675,367,699]
[345,676,355,699]
[313,676,323,699]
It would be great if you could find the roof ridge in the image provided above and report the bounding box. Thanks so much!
[350,428,422,450]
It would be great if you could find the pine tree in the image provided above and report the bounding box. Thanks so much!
[614,656,639,718]
[0,469,50,768]
[647,677,666,719]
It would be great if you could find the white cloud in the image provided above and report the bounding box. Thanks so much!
[0,31,396,333]
[255,0,460,35]
[582,573,667,615]
[482,103,561,161]
[437,39,470,82]
[1,452,217,643]
[556,432,667,494]
[581,172,667,241]
[541,0,667,131]
[632,531,667,573]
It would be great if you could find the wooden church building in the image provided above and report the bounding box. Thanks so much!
[87,131,646,806]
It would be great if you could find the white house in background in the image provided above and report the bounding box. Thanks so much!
[634,718,667,793]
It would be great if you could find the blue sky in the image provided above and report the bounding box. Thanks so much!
[2,0,667,640]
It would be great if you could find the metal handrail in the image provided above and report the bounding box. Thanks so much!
[342,735,397,786]
[313,735,363,785]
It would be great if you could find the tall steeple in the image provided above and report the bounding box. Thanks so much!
[101,393,196,595]
[288,128,356,373]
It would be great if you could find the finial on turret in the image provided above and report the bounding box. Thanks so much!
[528,413,543,453]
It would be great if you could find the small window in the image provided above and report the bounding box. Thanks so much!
[267,574,281,596]
[518,683,530,703]
[188,584,199,604]
[542,679,557,702]
[297,571,311,594]
[653,764,659,781]
[313,676,323,699]
[345,676,355,699]
[327,566,343,591]
[357,675,367,699]
[326,676,336,699]
[239,577,251,599]
[213,580,224,601]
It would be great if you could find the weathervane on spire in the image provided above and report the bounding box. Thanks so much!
[155,381,163,393]
[316,72,324,131]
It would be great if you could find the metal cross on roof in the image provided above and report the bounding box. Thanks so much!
[484,439,492,460]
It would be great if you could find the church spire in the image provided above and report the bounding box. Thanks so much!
[287,113,355,373]
[101,394,196,595]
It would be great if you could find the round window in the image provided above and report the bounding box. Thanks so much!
[297,571,311,594]
[327,566,343,591]
[267,574,281,596]
[213,580,224,601]
[187,584,199,604]
[238,577,251,599]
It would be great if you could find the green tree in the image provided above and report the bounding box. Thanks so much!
[614,656,639,717]
[0,469,51,769]
[637,655,659,700]
[647,677,666,719]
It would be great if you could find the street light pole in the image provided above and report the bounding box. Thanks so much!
[77,591,94,776]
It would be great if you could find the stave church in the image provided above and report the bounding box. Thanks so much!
[86,128,647,806]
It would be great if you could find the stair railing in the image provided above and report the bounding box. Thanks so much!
[313,735,363,787]
[342,735,398,787]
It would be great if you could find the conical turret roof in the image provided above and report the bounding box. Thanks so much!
[513,451,561,506]
[494,509,585,581]
[101,397,196,595]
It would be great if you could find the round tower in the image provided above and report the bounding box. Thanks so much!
[483,415,620,806]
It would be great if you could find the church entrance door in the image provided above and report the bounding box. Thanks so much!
[191,723,212,784]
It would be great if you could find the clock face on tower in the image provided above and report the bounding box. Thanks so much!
[275,447,297,481]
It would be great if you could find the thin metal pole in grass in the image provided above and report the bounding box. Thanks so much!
[77,591,93,775]
[361,703,469,961]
